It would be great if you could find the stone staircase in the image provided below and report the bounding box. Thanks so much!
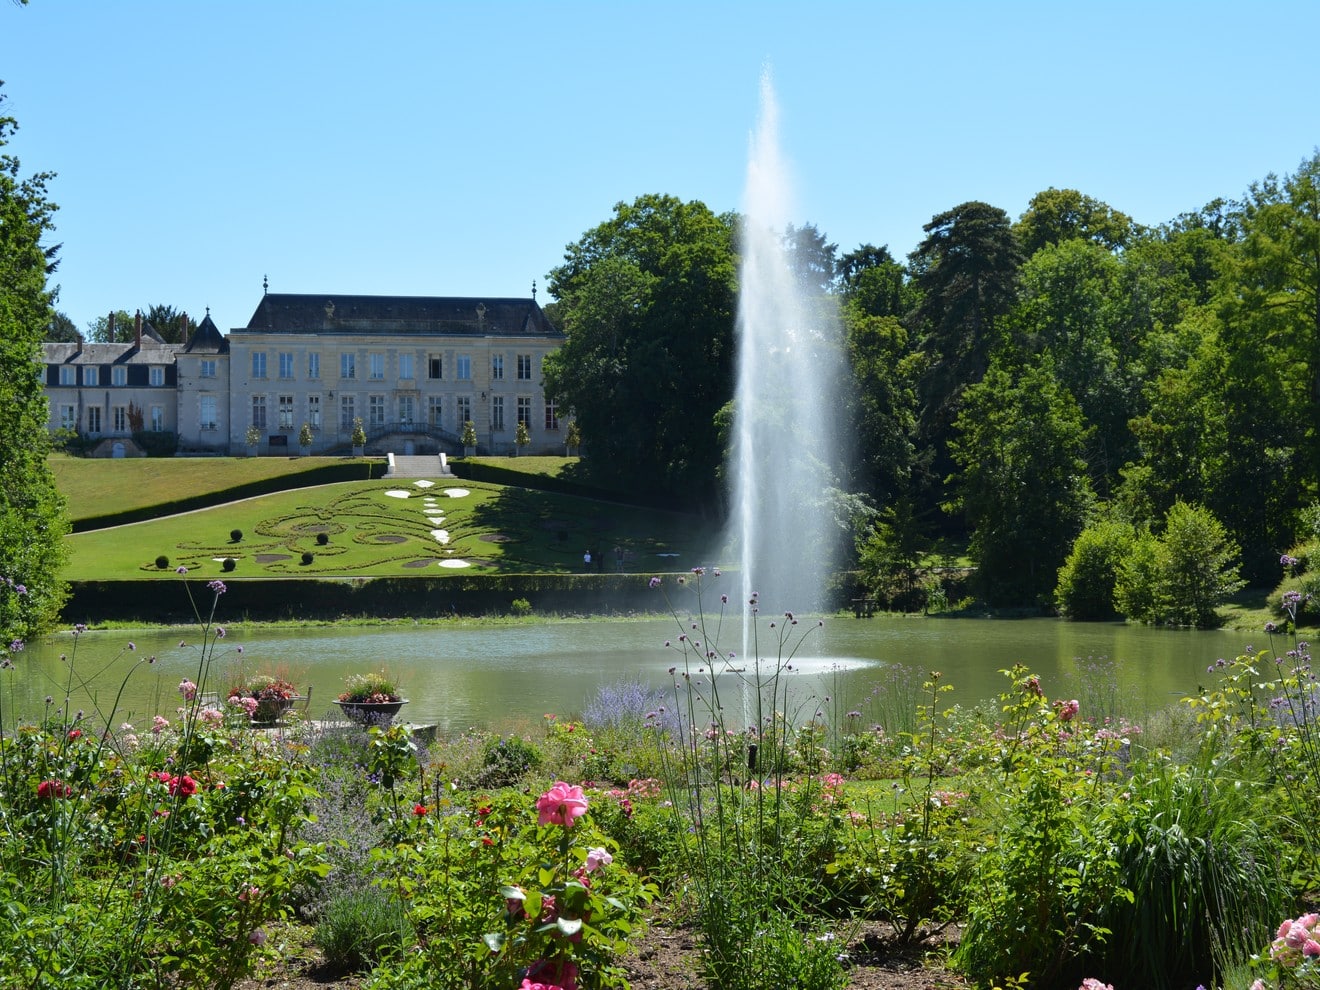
[385,452,454,478]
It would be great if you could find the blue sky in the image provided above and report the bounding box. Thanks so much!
[5,1,1319,336]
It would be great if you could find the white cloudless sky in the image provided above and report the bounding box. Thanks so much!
[4,1,1319,336]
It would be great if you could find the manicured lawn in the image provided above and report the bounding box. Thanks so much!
[62,476,709,581]
[50,453,370,524]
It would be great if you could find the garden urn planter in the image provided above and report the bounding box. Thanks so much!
[335,698,408,726]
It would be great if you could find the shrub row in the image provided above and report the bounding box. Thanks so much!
[63,574,675,623]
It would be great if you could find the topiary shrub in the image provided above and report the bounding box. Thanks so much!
[155,555,170,569]
[316,531,329,546]
[230,529,243,543]
[222,557,236,572]
[301,551,314,566]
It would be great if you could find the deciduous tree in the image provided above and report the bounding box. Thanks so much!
[0,84,69,640]
[542,194,737,505]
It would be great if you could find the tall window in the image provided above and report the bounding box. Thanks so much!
[251,395,267,429]
[340,353,356,380]
[86,407,101,433]
[278,394,294,430]
[340,395,355,428]
[252,352,267,378]
[427,396,442,428]
[399,396,415,425]
[369,353,385,380]
[544,399,559,430]
[112,366,126,386]
[517,396,532,426]
[491,354,504,380]
[308,352,320,379]
[399,353,414,380]
[150,366,164,386]
[150,405,164,431]
[200,359,216,379]
[369,394,386,427]
[279,352,294,379]
[457,355,471,380]
[428,355,443,379]
[59,405,76,429]
[308,394,321,428]
[113,406,127,432]
[517,354,532,380]
[59,366,75,385]
[82,366,97,386]
[456,396,471,425]
[199,395,217,430]
[491,395,505,431]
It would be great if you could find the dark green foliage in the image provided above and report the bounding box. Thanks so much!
[478,735,541,788]
[229,529,242,542]
[131,430,177,457]
[316,531,329,546]
[948,359,1094,606]
[154,554,169,570]
[1114,502,1244,626]
[0,85,69,641]
[300,552,314,566]
[1055,519,1135,620]
[221,557,236,572]
[543,194,737,508]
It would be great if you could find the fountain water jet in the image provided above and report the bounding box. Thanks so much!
[728,72,845,622]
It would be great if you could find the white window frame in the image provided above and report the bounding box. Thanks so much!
[308,352,320,379]
[399,353,414,380]
[59,366,75,386]
[200,359,217,379]
[369,353,385,380]
[111,366,127,386]
[457,355,472,380]
[340,353,356,380]
[517,354,532,380]
[199,395,218,430]
[149,366,164,387]
[308,394,321,428]
[150,405,164,431]
[278,352,294,379]
[252,352,267,379]
[278,394,295,430]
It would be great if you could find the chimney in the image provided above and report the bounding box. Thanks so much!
[108,311,116,341]
[181,312,189,341]
[134,310,142,349]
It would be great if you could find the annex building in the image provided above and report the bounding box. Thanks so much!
[41,292,567,457]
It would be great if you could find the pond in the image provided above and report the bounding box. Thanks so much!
[1,612,1262,737]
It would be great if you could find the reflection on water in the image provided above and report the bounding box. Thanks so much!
[1,616,1254,735]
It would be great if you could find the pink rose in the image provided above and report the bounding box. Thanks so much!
[585,846,613,872]
[536,781,588,827]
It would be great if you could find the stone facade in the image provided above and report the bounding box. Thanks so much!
[41,293,566,457]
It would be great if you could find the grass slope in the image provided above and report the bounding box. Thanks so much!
[50,454,371,524]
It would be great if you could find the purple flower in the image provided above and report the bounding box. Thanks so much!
[175,566,188,575]
[216,627,226,638]
[208,580,227,595]
[648,576,661,589]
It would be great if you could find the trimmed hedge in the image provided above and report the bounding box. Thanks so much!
[63,574,673,623]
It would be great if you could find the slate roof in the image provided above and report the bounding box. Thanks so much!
[44,330,181,365]
[240,294,562,338]
[181,313,230,354]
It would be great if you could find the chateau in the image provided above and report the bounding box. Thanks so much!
[40,292,566,457]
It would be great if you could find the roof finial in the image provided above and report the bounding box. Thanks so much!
[263,274,269,295]
[531,279,537,300]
